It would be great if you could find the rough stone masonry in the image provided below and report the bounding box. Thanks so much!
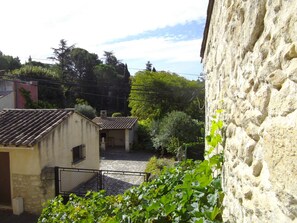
[201,0,297,222]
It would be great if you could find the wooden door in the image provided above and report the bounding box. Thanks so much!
[0,152,11,206]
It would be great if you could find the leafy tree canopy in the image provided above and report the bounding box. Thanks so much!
[75,104,97,120]
[48,40,130,114]
[0,51,21,71]
[129,71,204,120]
[12,65,64,108]
[152,111,200,154]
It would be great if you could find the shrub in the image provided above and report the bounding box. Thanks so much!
[39,158,223,223]
[39,114,224,223]
[75,104,96,120]
[112,112,122,117]
[145,156,175,176]
[152,111,200,155]
[133,119,153,150]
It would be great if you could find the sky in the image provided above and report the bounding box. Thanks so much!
[0,0,208,80]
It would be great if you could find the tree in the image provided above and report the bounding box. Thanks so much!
[12,65,65,107]
[0,51,21,71]
[93,53,130,115]
[75,104,97,120]
[103,51,119,66]
[184,79,205,120]
[70,48,101,80]
[145,61,153,71]
[49,39,76,107]
[49,39,75,82]
[49,39,74,81]
[128,71,204,120]
[70,48,102,107]
[19,87,55,109]
[26,56,53,68]
[152,111,200,154]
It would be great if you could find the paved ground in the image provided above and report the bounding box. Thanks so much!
[99,148,156,195]
[0,209,38,223]
[100,148,156,171]
[70,148,156,196]
[0,148,156,223]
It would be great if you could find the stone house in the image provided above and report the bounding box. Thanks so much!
[201,0,297,222]
[93,111,138,152]
[0,109,100,214]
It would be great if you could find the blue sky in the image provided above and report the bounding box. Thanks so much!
[108,21,205,43]
[0,0,208,80]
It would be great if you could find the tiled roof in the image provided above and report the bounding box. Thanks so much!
[0,109,74,147]
[92,117,137,130]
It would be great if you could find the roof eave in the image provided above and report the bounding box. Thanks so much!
[0,144,35,150]
[200,0,215,60]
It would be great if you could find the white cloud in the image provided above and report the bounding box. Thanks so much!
[0,0,208,78]
[97,36,204,80]
[101,37,202,63]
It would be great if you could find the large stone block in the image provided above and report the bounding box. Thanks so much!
[268,80,297,116]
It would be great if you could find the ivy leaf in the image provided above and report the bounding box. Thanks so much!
[210,206,221,220]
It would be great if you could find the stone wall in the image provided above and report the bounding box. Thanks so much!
[202,0,297,222]
[12,169,55,214]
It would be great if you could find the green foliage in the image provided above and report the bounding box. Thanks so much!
[39,115,224,223]
[205,111,224,157]
[152,111,201,154]
[112,112,122,117]
[0,51,21,71]
[39,159,223,223]
[133,119,153,150]
[75,104,97,120]
[204,111,224,178]
[12,65,64,108]
[145,156,175,176]
[19,88,55,109]
[75,98,89,105]
[48,40,130,113]
[12,64,58,77]
[49,39,75,82]
[129,71,204,120]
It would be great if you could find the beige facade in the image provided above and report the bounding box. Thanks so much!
[93,114,138,152]
[202,0,297,222]
[100,126,137,152]
[0,112,99,214]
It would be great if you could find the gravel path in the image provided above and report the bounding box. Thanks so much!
[99,148,156,171]
[99,149,156,195]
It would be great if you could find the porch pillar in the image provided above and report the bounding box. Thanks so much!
[125,129,130,152]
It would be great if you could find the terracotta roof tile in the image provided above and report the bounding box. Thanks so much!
[0,109,74,147]
[92,117,137,130]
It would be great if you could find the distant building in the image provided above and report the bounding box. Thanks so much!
[0,80,38,111]
[93,110,138,152]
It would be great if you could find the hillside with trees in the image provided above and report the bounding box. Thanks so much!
[1,40,205,155]
[1,40,204,120]
[129,70,205,156]
[1,39,131,116]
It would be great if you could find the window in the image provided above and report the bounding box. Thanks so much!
[72,144,85,164]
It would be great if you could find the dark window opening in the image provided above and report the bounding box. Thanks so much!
[100,133,107,139]
[72,144,85,164]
